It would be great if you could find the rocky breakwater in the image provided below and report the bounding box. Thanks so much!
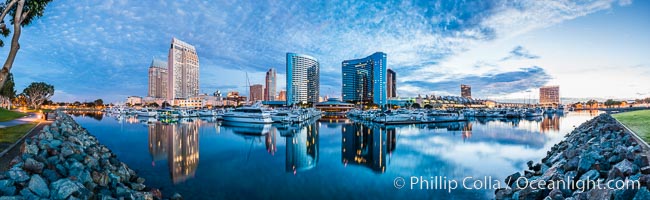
[496,114,650,200]
[0,111,183,200]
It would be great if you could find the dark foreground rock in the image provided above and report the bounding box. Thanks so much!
[496,114,650,200]
[0,111,181,200]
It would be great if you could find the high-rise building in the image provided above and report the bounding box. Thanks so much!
[461,84,471,98]
[249,84,264,103]
[148,59,168,99]
[286,53,319,105]
[341,52,387,106]
[168,38,200,100]
[540,86,560,105]
[264,68,276,101]
[278,90,287,101]
[387,68,396,98]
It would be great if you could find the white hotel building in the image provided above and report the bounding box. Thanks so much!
[168,38,200,100]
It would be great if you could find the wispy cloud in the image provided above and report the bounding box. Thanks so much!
[0,0,636,102]
[402,66,552,98]
[501,46,540,61]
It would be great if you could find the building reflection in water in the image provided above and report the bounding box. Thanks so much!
[461,122,473,141]
[540,115,560,133]
[266,128,277,155]
[341,123,396,173]
[147,121,199,184]
[285,122,319,174]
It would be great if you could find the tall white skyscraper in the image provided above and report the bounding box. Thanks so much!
[168,38,200,99]
[286,53,319,105]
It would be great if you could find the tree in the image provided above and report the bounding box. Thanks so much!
[12,92,25,106]
[94,99,103,107]
[22,82,54,109]
[161,101,171,108]
[412,103,421,109]
[0,72,14,108]
[0,0,54,89]
[604,99,615,108]
[147,102,159,107]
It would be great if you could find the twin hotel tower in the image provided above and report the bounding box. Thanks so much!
[143,38,559,107]
[143,38,398,107]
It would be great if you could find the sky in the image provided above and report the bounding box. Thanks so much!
[1,0,648,103]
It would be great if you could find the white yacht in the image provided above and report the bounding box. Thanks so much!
[372,109,415,123]
[524,108,544,117]
[135,108,157,117]
[222,102,273,124]
[198,109,215,117]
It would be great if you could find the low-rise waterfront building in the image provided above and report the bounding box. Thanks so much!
[314,98,355,117]
[126,96,143,106]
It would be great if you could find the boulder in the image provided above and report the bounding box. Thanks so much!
[578,152,599,173]
[0,179,16,196]
[23,158,45,174]
[613,159,639,176]
[505,172,521,187]
[6,168,30,182]
[27,174,50,198]
[171,193,184,200]
[50,178,84,200]
[634,187,650,200]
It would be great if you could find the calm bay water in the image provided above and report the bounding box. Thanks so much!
[69,111,600,199]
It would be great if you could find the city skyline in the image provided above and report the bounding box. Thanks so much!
[1,0,648,103]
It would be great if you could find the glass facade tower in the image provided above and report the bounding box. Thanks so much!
[341,52,387,106]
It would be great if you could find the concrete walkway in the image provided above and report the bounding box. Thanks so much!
[0,112,41,128]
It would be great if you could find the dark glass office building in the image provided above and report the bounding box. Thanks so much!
[341,52,387,106]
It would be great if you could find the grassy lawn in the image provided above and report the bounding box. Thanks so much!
[0,122,38,145]
[613,110,650,143]
[0,109,27,122]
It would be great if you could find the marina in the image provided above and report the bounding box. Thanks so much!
[68,110,600,199]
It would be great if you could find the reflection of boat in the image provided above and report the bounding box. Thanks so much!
[158,109,180,118]
[139,117,157,124]
[422,111,466,122]
[222,102,272,123]
[273,117,320,137]
[426,122,466,131]
[222,121,271,135]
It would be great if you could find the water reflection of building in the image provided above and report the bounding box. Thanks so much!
[266,128,277,155]
[462,122,473,141]
[285,122,319,173]
[148,124,170,162]
[147,122,200,184]
[341,123,396,173]
[540,115,560,133]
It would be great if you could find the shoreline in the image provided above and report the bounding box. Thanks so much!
[0,111,182,199]
[495,114,650,199]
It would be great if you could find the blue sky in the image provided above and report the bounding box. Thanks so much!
[1,0,648,103]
